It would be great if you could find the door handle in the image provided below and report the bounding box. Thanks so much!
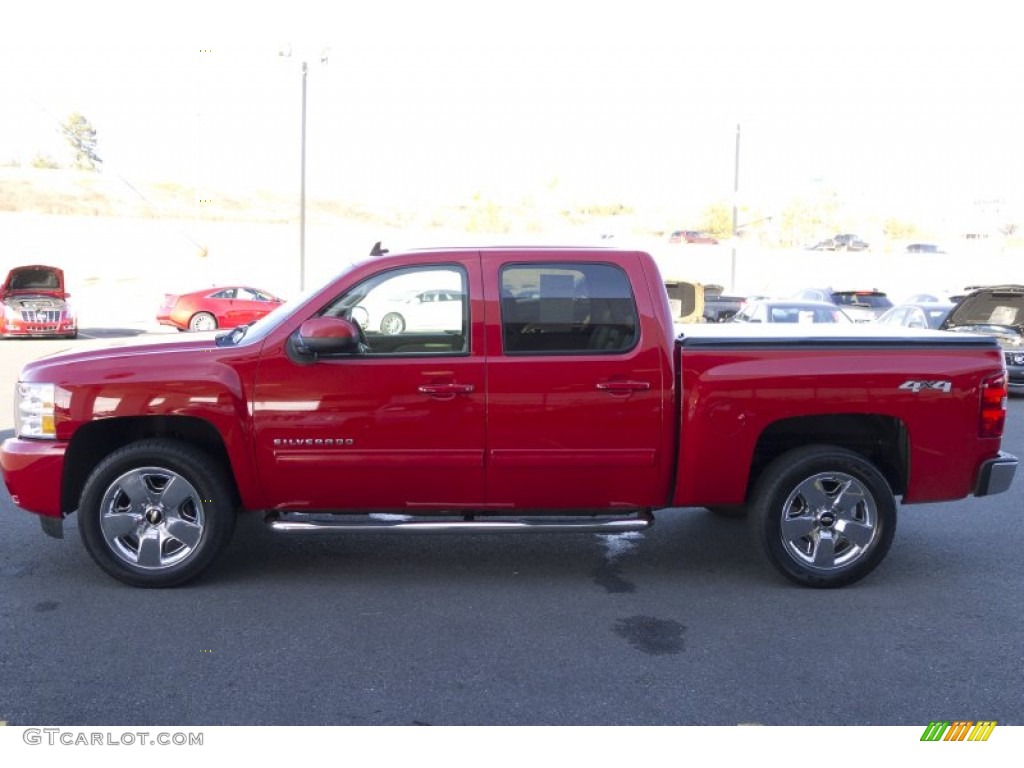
[596,380,650,394]
[418,383,475,396]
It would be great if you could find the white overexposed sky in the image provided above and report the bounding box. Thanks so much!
[1,0,1022,219]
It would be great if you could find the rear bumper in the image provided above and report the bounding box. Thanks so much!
[156,314,184,330]
[975,452,1018,496]
[0,437,67,517]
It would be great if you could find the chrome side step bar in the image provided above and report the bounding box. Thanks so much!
[266,511,653,535]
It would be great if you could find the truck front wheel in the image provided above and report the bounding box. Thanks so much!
[78,439,237,587]
[749,445,896,588]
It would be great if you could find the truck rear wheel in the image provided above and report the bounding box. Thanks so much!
[749,445,896,588]
[78,439,236,587]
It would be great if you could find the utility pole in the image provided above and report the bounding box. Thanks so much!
[300,60,307,291]
[280,45,329,292]
[731,123,741,292]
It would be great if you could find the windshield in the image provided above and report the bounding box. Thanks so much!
[832,292,891,309]
[947,290,1024,330]
[215,262,363,347]
[8,268,60,291]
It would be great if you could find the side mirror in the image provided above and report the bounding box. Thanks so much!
[290,317,362,362]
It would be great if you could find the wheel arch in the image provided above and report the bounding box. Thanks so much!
[62,416,241,515]
[747,414,908,501]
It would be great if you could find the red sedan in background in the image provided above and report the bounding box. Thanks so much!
[157,286,284,331]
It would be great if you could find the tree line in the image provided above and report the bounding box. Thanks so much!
[29,112,102,172]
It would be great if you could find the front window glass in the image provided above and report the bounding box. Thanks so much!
[321,265,468,355]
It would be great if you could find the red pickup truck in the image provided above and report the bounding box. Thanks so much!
[2,247,1017,588]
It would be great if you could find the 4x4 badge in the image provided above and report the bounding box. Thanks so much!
[899,380,952,394]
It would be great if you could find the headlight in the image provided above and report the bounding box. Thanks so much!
[1007,352,1024,367]
[15,382,56,438]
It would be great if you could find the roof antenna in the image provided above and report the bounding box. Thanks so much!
[370,241,389,257]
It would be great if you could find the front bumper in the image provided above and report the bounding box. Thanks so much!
[0,437,67,517]
[975,451,1018,497]
[1,320,77,337]
[1006,367,1024,395]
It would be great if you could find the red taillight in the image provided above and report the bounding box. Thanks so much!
[979,372,1008,438]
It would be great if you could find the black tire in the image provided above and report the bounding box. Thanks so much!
[748,445,896,588]
[188,312,218,331]
[706,505,748,519]
[78,438,237,587]
[380,312,405,334]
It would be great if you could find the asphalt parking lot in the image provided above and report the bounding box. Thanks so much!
[1,330,1022,726]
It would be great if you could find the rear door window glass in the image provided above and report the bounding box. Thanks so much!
[500,263,638,354]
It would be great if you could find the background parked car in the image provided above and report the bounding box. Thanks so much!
[157,286,284,331]
[792,288,892,322]
[731,299,853,324]
[354,287,465,334]
[905,243,945,254]
[901,291,957,304]
[807,234,869,251]
[702,285,745,322]
[833,233,870,251]
[874,302,956,329]
[1,264,77,339]
[668,230,719,245]
[940,284,1024,395]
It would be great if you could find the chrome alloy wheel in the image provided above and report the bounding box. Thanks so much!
[99,467,206,570]
[778,471,879,571]
[189,312,217,331]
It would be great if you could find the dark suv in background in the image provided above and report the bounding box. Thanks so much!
[941,284,1024,395]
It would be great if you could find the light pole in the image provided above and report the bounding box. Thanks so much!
[280,46,328,291]
[300,59,307,291]
[730,123,741,292]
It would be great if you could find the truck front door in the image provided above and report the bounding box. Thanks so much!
[252,259,486,511]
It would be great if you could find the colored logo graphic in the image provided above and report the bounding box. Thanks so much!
[920,721,996,742]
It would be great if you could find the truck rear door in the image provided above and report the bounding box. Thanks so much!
[481,251,670,510]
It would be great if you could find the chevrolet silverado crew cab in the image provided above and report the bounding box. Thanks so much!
[1,247,1017,588]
